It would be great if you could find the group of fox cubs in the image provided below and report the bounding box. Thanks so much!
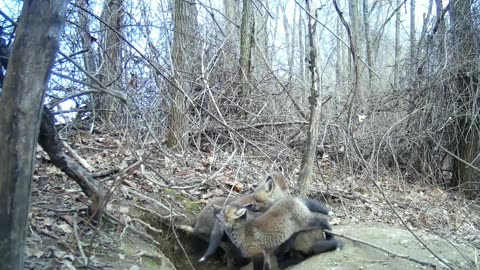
[184,171,342,270]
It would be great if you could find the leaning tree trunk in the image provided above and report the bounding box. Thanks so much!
[0,1,67,268]
[38,106,105,220]
[298,0,322,196]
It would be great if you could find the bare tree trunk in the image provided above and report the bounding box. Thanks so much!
[77,0,97,76]
[299,9,306,80]
[283,5,293,74]
[410,0,416,76]
[166,0,198,150]
[0,1,67,268]
[223,0,239,68]
[224,0,238,38]
[255,0,268,69]
[271,2,281,66]
[336,18,342,90]
[435,0,445,62]
[239,0,253,118]
[363,0,374,88]
[394,0,401,88]
[449,0,479,197]
[349,0,363,108]
[298,0,322,196]
[96,0,124,125]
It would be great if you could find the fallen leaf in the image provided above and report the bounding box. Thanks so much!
[60,215,74,225]
[43,217,55,226]
[53,249,67,259]
[57,223,73,234]
[25,246,45,258]
[61,260,77,270]
[46,166,60,174]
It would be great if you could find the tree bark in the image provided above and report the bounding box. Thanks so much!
[77,0,97,77]
[166,0,198,150]
[394,0,401,88]
[283,5,293,74]
[409,0,416,76]
[363,0,374,88]
[435,0,445,62]
[238,0,253,118]
[223,0,239,69]
[449,0,479,197]
[298,0,322,196]
[38,106,105,220]
[349,0,363,111]
[254,0,268,68]
[96,0,124,125]
[0,1,67,268]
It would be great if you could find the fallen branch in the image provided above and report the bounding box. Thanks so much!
[73,213,88,266]
[91,168,119,178]
[131,218,163,233]
[233,121,309,131]
[63,141,95,172]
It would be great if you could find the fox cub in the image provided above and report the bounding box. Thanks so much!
[199,171,291,263]
[215,197,333,270]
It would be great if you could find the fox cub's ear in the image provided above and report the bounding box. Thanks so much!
[264,177,275,192]
[233,208,247,219]
[242,203,255,211]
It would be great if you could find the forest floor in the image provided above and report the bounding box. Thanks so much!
[25,131,480,270]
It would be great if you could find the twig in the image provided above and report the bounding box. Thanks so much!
[50,71,125,102]
[126,188,183,217]
[91,168,119,178]
[332,0,360,130]
[73,213,88,266]
[349,135,455,270]
[62,141,95,172]
[56,52,127,102]
[233,121,309,131]
[325,229,437,269]
[132,204,173,219]
[167,202,196,270]
[141,170,197,190]
[32,205,89,213]
[131,218,163,233]
[435,142,480,173]
[201,149,237,185]
[431,230,476,270]
[122,218,161,246]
